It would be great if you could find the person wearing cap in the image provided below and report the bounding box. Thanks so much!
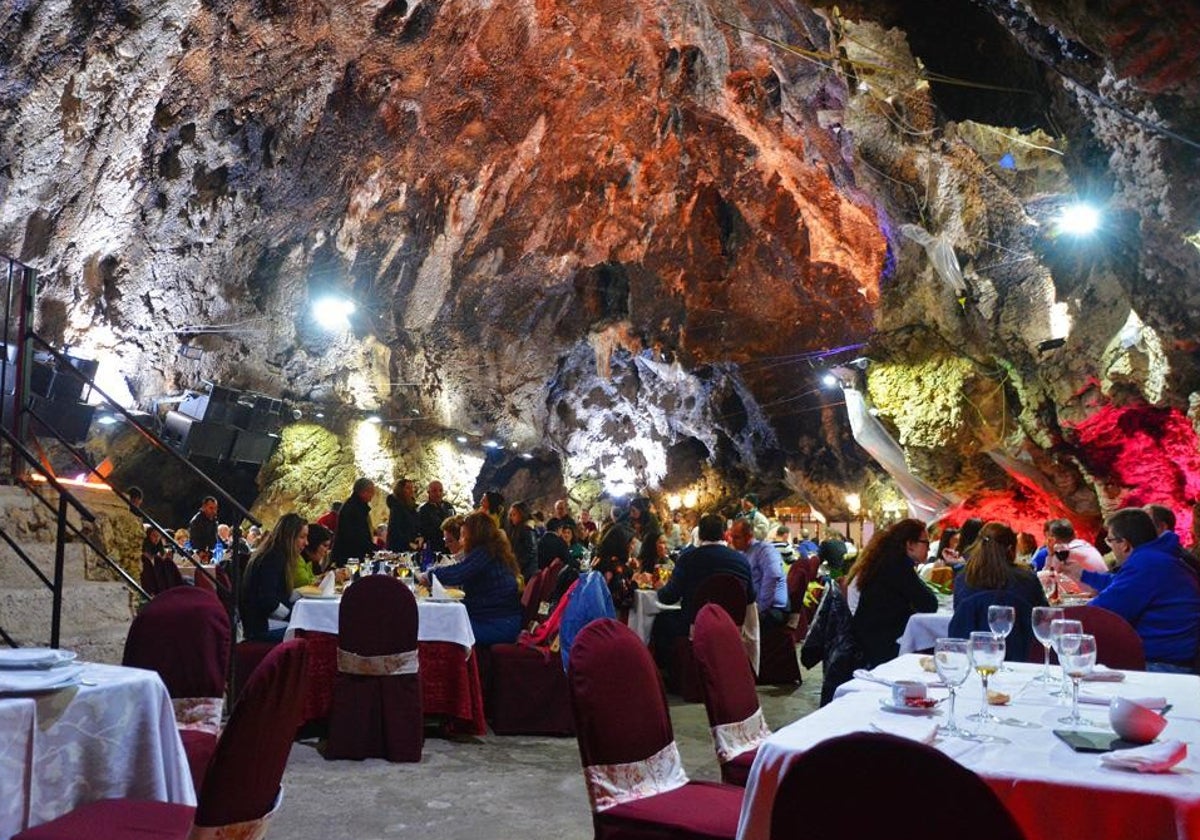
[738,493,770,541]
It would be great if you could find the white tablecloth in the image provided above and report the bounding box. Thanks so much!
[738,655,1200,840]
[627,589,680,644]
[285,596,476,651]
[896,609,952,654]
[0,662,196,840]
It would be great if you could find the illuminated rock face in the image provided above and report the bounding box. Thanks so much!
[2,0,1198,524]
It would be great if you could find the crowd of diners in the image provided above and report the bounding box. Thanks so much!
[839,503,1200,676]
[140,478,1200,681]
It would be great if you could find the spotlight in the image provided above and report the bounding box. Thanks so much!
[366,414,382,424]
[1056,203,1100,236]
[520,452,533,460]
[97,415,119,426]
[483,439,500,449]
[291,409,303,420]
[455,435,468,443]
[315,412,325,419]
[822,373,839,388]
[312,296,356,331]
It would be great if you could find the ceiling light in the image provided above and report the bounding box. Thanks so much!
[97,415,119,426]
[520,452,533,460]
[315,412,325,419]
[365,414,382,424]
[1056,203,1101,236]
[312,296,356,331]
[456,435,468,443]
[483,439,500,449]
[822,373,839,388]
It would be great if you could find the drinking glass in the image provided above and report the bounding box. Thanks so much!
[1031,607,1064,681]
[967,631,1005,724]
[1058,634,1098,726]
[934,638,972,738]
[988,605,1016,671]
[1049,619,1083,698]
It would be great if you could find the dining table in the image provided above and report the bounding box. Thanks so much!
[0,660,196,840]
[737,654,1200,840]
[285,592,487,735]
[627,588,681,644]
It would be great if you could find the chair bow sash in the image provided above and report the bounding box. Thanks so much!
[173,697,224,736]
[188,786,283,840]
[712,706,770,763]
[336,648,419,676]
[583,740,690,812]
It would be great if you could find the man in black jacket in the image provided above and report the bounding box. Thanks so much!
[188,496,219,559]
[330,478,377,566]
[419,480,455,553]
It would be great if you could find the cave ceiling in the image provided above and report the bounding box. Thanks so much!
[1,0,1198,528]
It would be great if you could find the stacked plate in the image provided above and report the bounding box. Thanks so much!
[0,648,83,693]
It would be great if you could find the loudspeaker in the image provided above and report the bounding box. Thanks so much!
[162,410,236,460]
[229,429,279,464]
[29,354,97,402]
[247,395,283,433]
[178,384,241,424]
[28,395,96,444]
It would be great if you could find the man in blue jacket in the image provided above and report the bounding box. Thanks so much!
[1063,507,1200,671]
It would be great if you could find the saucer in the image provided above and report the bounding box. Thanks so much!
[878,697,942,716]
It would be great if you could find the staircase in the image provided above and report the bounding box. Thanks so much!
[0,484,140,662]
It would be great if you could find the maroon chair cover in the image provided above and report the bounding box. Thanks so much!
[140,555,159,596]
[1043,605,1146,670]
[233,639,276,701]
[676,574,750,701]
[153,557,186,592]
[122,586,231,792]
[768,732,1025,840]
[324,575,423,762]
[487,643,576,736]
[692,604,769,786]
[568,618,743,840]
[17,640,307,840]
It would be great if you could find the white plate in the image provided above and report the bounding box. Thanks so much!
[0,648,77,669]
[299,592,339,600]
[0,664,84,693]
[878,697,942,716]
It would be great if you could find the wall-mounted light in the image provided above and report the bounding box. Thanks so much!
[365,414,382,425]
[312,296,356,331]
[520,452,533,460]
[845,493,862,515]
[455,435,468,444]
[483,439,500,449]
[822,373,839,388]
[682,490,699,509]
[315,412,325,419]
[96,415,119,426]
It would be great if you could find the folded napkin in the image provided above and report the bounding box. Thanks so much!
[1082,666,1125,682]
[430,575,450,600]
[853,668,893,687]
[318,571,336,596]
[869,716,939,745]
[1100,739,1187,773]
[1078,692,1167,709]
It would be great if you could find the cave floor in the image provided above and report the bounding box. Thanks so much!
[272,668,823,839]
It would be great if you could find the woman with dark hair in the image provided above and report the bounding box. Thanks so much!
[953,522,1048,609]
[846,518,938,667]
[479,491,505,528]
[239,513,308,642]
[505,501,539,582]
[302,522,335,576]
[422,511,521,644]
[633,530,667,575]
[594,523,637,611]
[627,496,661,556]
[958,517,985,557]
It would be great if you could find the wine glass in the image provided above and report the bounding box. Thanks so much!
[934,638,972,738]
[1049,619,1083,698]
[1031,607,1064,682]
[988,605,1016,670]
[967,631,1005,725]
[1058,634,1098,726]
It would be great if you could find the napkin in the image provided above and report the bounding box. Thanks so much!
[869,717,939,744]
[853,668,893,687]
[318,571,336,597]
[1078,692,1167,709]
[1099,739,1187,773]
[430,575,450,600]
[1082,665,1125,682]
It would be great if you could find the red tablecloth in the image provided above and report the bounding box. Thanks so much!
[296,631,487,736]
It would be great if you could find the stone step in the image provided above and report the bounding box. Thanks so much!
[0,541,92,586]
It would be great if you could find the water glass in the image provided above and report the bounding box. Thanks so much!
[1031,607,1064,681]
[1049,619,1083,698]
[967,631,1005,725]
[1058,634,1098,726]
[987,605,1015,639]
[934,638,972,737]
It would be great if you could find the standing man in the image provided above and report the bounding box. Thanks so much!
[331,478,377,566]
[795,528,819,561]
[419,480,455,553]
[546,498,576,534]
[189,496,219,559]
[386,478,422,552]
[737,493,770,541]
[730,519,789,630]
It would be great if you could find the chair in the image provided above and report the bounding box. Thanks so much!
[488,567,578,736]
[122,586,231,792]
[153,556,186,592]
[948,590,1036,663]
[568,618,743,840]
[676,574,750,701]
[17,640,307,840]
[324,575,423,761]
[692,604,771,786]
[1063,605,1145,670]
[767,732,1025,840]
[756,564,809,686]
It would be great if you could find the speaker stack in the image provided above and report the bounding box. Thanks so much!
[163,382,281,465]
[26,351,98,444]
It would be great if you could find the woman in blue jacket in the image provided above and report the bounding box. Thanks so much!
[424,511,522,645]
